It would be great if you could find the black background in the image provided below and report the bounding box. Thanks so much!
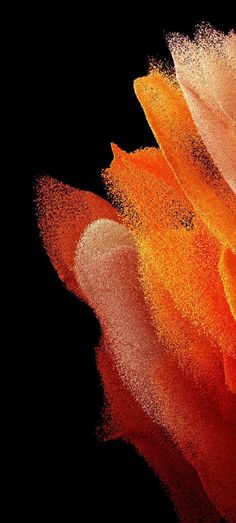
[26,8,234,520]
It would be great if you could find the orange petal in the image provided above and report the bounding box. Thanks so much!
[219,247,236,322]
[104,144,195,234]
[105,146,236,357]
[36,176,121,299]
[134,72,236,253]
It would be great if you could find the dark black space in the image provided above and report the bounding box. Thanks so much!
[24,7,234,521]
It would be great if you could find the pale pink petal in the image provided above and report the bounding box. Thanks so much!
[169,26,236,194]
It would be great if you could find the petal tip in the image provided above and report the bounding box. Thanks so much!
[111,143,126,161]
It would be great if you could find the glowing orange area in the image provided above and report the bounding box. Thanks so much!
[37,25,236,523]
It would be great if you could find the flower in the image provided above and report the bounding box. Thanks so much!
[36,25,236,522]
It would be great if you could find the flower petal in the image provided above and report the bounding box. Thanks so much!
[97,342,221,523]
[36,176,120,299]
[134,72,236,253]
[75,218,236,521]
[169,27,236,194]
[105,146,236,358]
